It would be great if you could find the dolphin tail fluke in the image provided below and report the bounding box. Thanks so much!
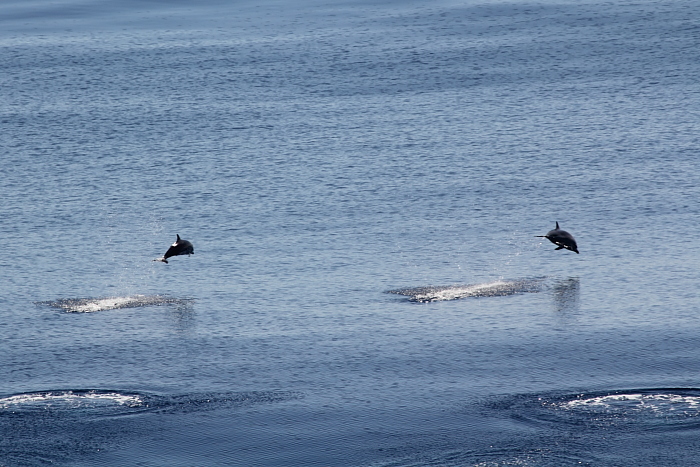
[153,257,169,264]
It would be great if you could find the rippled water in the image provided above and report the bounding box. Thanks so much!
[2,0,700,465]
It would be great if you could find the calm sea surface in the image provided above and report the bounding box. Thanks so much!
[2,0,700,465]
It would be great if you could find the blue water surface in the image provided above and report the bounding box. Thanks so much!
[1,0,700,465]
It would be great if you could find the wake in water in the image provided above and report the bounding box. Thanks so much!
[374,388,700,467]
[0,390,145,416]
[496,388,700,431]
[387,278,546,303]
[0,388,302,417]
[0,389,303,466]
[36,295,193,313]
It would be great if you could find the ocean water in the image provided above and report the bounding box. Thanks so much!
[1,0,700,465]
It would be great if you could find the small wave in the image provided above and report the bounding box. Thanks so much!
[497,388,700,432]
[387,278,545,303]
[36,295,194,313]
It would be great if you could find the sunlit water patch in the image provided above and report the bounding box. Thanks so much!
[387,278,546,303]
[497,388,700,432]
[36,295,194,313]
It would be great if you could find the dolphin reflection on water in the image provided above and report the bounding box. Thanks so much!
[154,234,194,264]
[536,222,579,254]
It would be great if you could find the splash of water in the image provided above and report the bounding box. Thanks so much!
[36,295,193,313]
[387,278,545,303]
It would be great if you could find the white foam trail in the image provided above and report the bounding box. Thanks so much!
[70,296,145,313]
[388,278,544,302]
[37,295,193,313]
[0,391,143,410]
[412,280,510,302]
[563,393,700,413]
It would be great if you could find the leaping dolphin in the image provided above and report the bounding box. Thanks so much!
[154,234,194,264]
[536,222,579,254]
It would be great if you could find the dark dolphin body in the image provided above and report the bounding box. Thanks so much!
[536,222,579,254]
[154,234,194,263]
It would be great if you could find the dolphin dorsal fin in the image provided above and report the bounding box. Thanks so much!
[555,222,560,229]
[176,234,181,241]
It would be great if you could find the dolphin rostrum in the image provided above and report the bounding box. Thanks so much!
[154,234,194,264]
[536,222,579,254]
